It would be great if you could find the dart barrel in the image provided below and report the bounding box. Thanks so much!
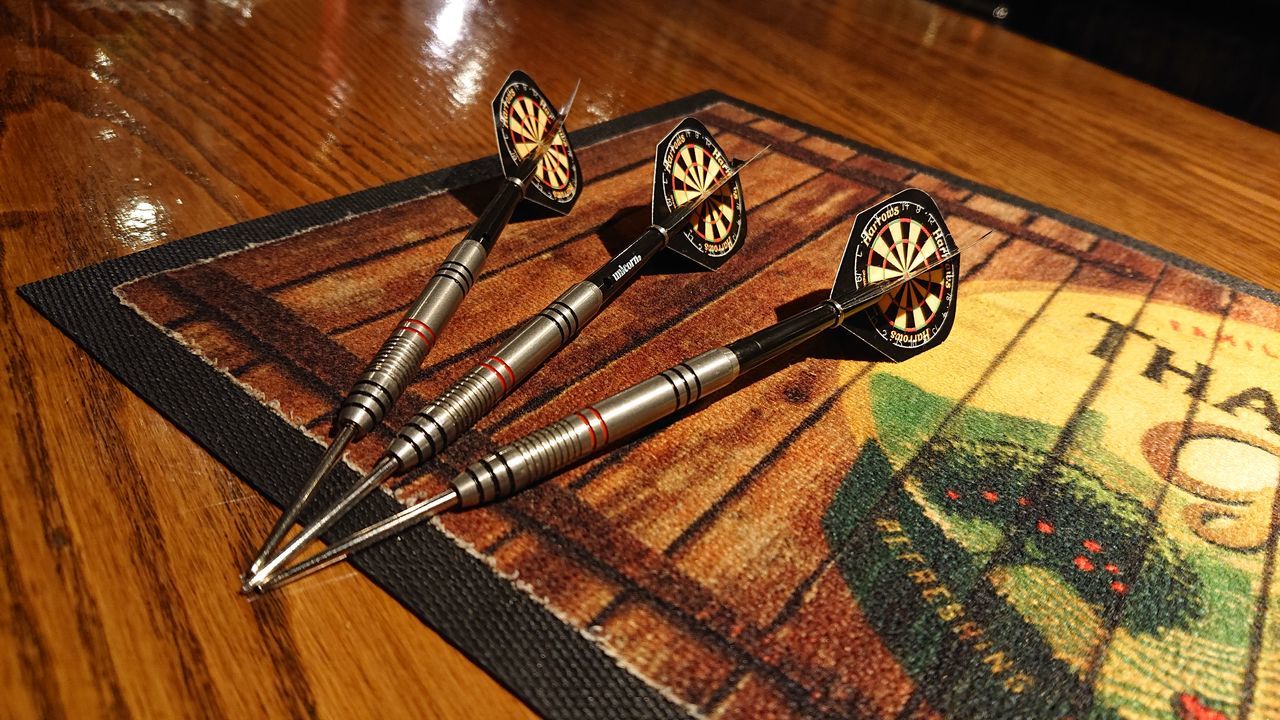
[451,347,740,506]
[386,281,604,470]
[337,239,487,435]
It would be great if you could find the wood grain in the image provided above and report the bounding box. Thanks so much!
[1,0,1276,718]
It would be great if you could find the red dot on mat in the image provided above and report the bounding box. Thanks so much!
[1083,539,1103,553]
[946,489,960,501]
[1017,497,1031,506]
[1111,581,1128,594]
[1074,556,1095,572]
[1105,564,1120,575]
[1037,520,1054,534]
[982,491,999,503]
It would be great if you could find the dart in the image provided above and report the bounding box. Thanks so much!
[252,189,992,592]
[245,119,763,589]
[241,71,583,589]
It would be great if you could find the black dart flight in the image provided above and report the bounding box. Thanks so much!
[834,187,957,361]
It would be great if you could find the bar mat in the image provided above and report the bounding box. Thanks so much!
[22,92,1280,720]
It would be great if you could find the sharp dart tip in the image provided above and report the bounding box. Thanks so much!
[242,421,360,576]
[241,566,273,591]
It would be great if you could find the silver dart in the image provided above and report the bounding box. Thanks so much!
[241,72,582,591]
[254,192,991,592]
[248,122,764,588]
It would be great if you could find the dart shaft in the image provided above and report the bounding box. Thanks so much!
[470,178,528,249]
[724,266,949,375]
[726,301,842,373]
[336,181,523,435]
[586,227,667,302]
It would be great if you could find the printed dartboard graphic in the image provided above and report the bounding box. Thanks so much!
[493,71,580,211]
[833,188,958,362]
[652,117,746,269]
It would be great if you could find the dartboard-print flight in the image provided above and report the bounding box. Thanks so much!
[653,117,748,268]
[494,70,581,211]
[833,188,958,362]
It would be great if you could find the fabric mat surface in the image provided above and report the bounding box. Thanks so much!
[22,93,1280,720]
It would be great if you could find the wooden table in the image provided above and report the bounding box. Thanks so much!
[2,1,1277,717]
